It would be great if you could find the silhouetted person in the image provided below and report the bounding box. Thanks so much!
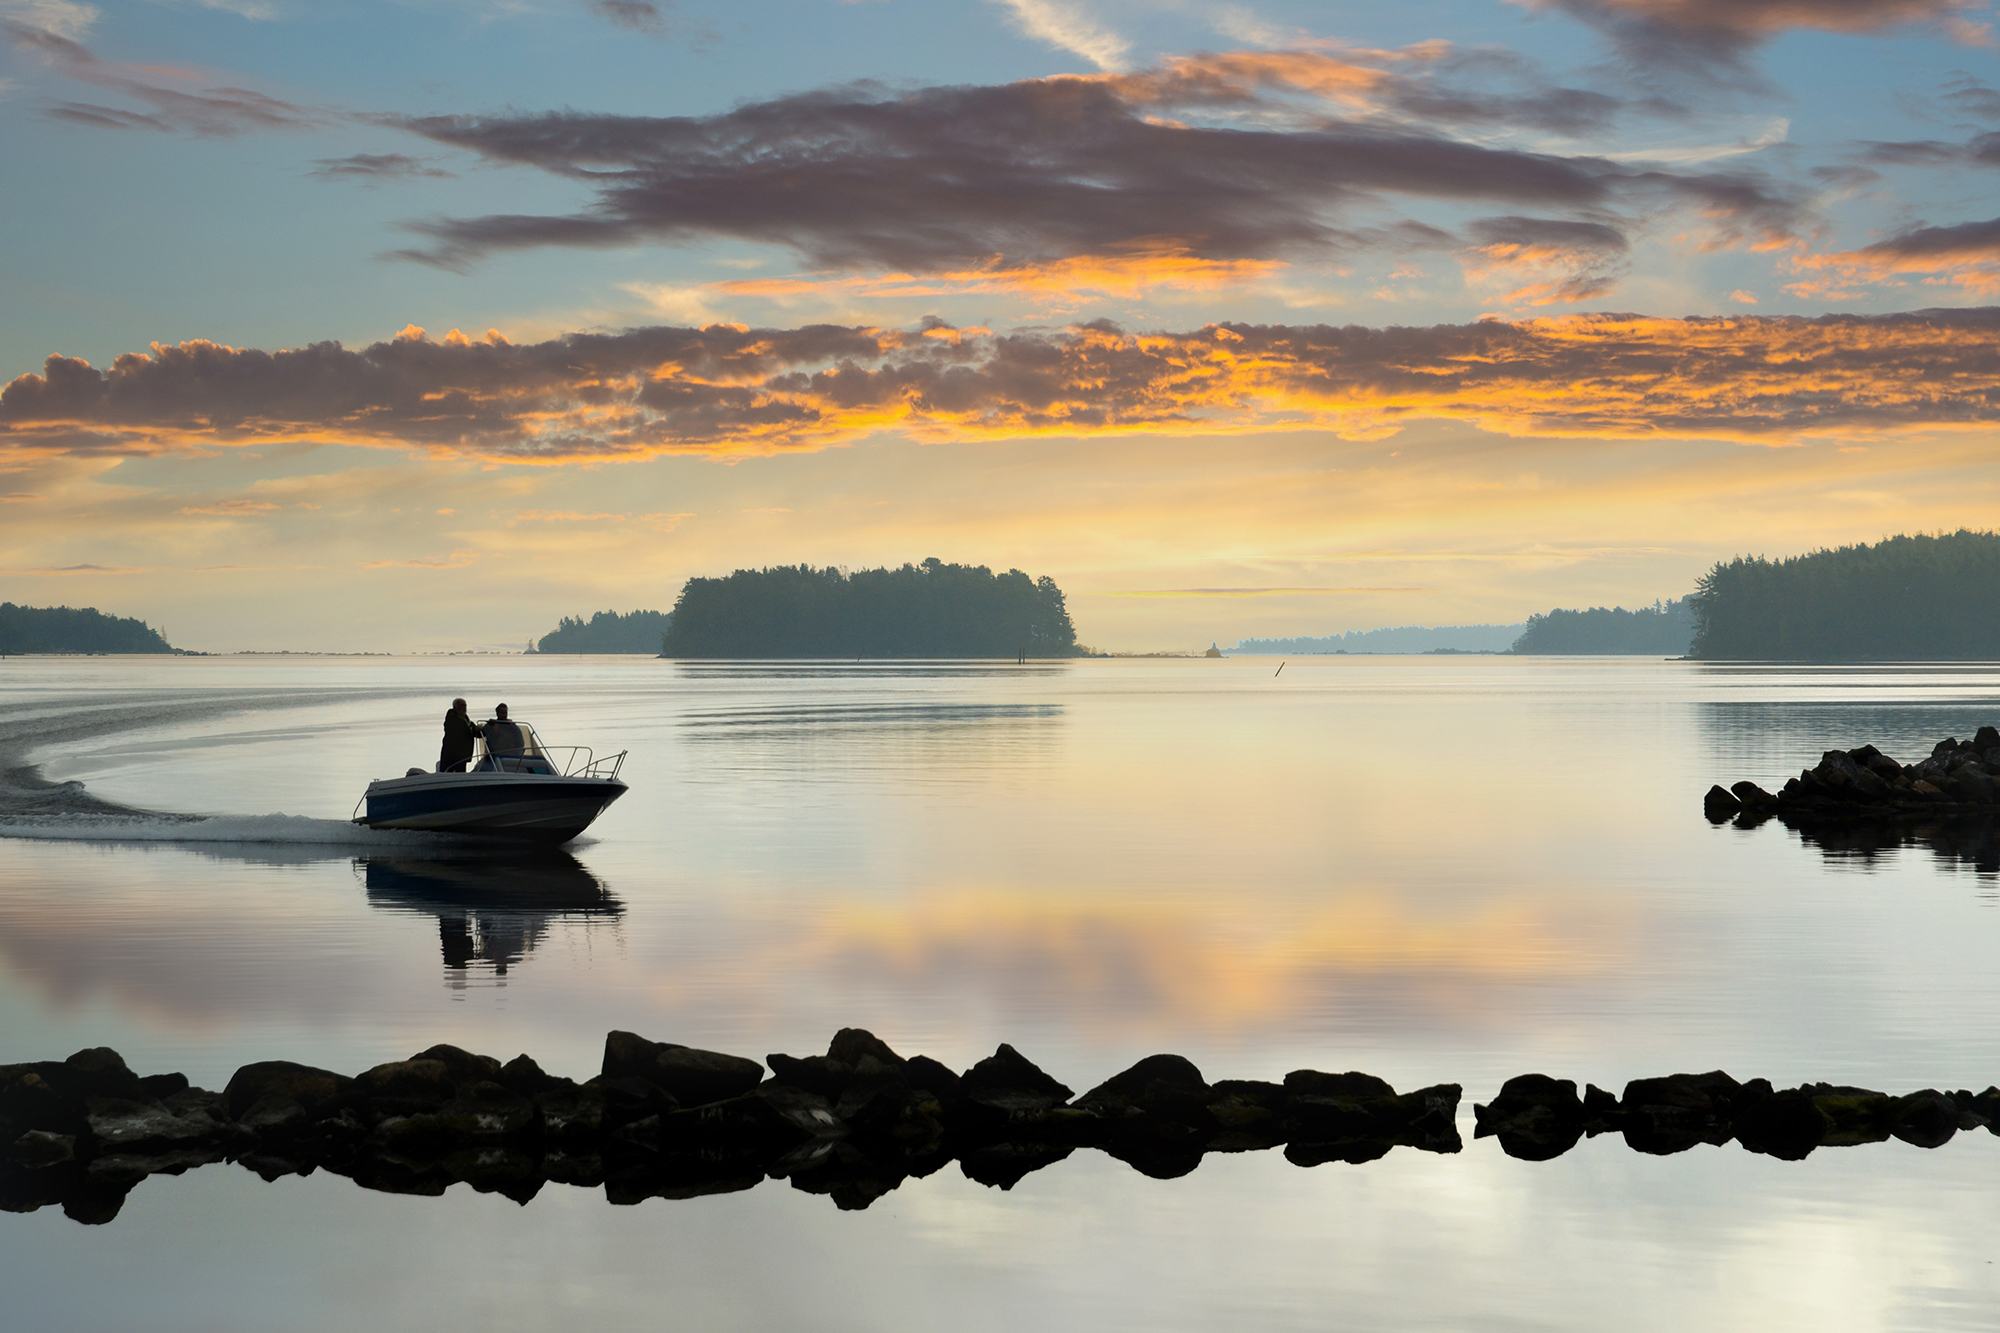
[438,697,479,773]
[483,702,525,767]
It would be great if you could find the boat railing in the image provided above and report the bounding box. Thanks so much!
[474,743,626,782]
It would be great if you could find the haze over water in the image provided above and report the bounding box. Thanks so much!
[3,654,1999,1329]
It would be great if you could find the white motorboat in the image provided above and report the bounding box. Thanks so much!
[354,722,627,844]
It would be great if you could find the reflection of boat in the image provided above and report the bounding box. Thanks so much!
[358,850,623,975]
[354,722,628,843]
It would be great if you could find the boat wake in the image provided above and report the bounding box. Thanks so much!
[0,810,462,848]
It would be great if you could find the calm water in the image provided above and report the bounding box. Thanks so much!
[3,654,1999,1330]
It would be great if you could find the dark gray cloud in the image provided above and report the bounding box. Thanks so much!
[380,61,1804,275]
[5,310,1997,462]
[1860,215,2000,260]
[588,0,668,33]
[1855,133,2000,166]
[1526,0,1990,79]
[307,153,457,183]
[2,19,319,136]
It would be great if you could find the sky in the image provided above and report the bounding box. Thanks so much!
[1,0,1998,651]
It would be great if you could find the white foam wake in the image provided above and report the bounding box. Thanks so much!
[0,812,461,847]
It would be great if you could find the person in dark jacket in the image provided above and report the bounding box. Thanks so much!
[438,698,479,772]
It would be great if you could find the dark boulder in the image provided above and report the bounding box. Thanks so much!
[407,1045,504,1084]
[1733,1087,1828,1159]
[826,1029,904,1068]
[84,1096,230,1152]
[222,1061,353,1121]
[1619,1070,1740,1154]
[1800,1085,1894,1146]
[497,1054,556,1098]
[1704,785,1743,821]
[601,1032,765,1107]
[1730,781,1778,810]
[1889,1089,1960,1148]
[1473,1074,1585,1160]
[7,1129,75,1169]
[352,1059,456,1114]
[766,1053,852,1099]
[960,1045,1073,1118]
[1077,1054,1212,1125]
[902,1055,965,1110]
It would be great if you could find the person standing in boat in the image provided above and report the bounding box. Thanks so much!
[482,702,526,766]
[438,697,480,773]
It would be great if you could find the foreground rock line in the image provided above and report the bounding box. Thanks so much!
[1706,725,2000,827]
[4,1034,1993,1225]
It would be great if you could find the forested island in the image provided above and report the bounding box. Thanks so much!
[1510,598,1693,655]
[0,603,177,654]
[531,609,674,654]
[662,559,1079,658]
[1231,623,1523,654]
[1690,531,2000,660]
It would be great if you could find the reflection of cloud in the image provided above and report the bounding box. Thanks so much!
[9,310,2000,465]
[737,888,1634,1036]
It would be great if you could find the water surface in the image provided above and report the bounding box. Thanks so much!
[3,654,1998,1330]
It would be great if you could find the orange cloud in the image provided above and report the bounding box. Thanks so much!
[716,245,1284,301]
[1785,218,2000,299]
[5,310,1999,467]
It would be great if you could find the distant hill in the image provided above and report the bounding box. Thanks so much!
[1230,623,1524,654]
[1691,530,2000,660]
[532,609,674,654]
[1511,598,1694,654]
[663,558,1080,658]
[0,603,176,654]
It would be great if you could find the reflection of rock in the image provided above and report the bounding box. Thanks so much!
[358,851,622,976]
[8,1038,2000,1225]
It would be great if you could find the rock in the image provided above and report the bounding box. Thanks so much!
[960,1045,1073,1118]
[1912,780,1947,800]
[497,1054,555,1098]
[667,1084,833,1148]
[135,1073,190,1100]
[1730,781,1778,810]
[237,1094,310,1137]
[601,1032,765,1107]
[1732,1088,1828,1160]
[535,1083,606,1143]
[766,1054,852,1099]
[7,1129,75,1168]
[832,1055,926,1135]
[1889,1089,1960,1148]
[1802,1085,1894,1146]
[902,1056,965,1110]
[1076,1054,1211,1123]
[1,1070,77,1135]
[62,1048,143,1101]
[1619,1070,1739,1155]
[407,1044,504,1084]
[223,1061,353,1121]
[1473,1074,1585,1160]
[826,1029,904,1069]
[1704,785,1743,821]
[353,1059,456,1112]
[1974,725,2000,751]
[85,1096,229,1150]
[592,1076,674,1129]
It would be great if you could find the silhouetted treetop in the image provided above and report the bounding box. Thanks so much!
[1511,599,1693,655]
[0,603,175,654]
[1690,530,2000,660]
[662,558,1079,658]
[533,609,673,654]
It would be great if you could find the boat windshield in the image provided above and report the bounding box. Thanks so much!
[474,722,556,774]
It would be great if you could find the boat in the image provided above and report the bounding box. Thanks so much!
[353,721,628,844]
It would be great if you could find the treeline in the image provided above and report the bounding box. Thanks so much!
[0,603,176,654]
[1231,623,1523,654]
[1510,598,1693,655]
[532,609,673,654]
[1691,530,2000,660]
[662,558,1079,658]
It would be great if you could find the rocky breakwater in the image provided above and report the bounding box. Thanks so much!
[1475,1070,2000,1161]
[1706,725,2000,832]
[8,1037,1992,1226]
[1,1032,1461,1224]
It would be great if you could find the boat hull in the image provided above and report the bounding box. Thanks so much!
[361,772,627,844]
